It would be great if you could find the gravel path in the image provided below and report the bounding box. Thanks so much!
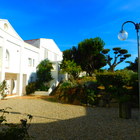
[0,97,140,140]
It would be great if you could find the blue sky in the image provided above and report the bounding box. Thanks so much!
[0,0,140,70]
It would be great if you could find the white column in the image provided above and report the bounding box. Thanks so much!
[18,44,25,96]
[0,47,6,82]
[17,73,23,96]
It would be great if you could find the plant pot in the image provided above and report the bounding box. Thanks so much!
[119,102,131,119]
[0,95,5,100]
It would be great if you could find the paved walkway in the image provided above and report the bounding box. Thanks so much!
[0,96,140,140]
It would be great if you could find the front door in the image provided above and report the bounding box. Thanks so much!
[5,73,17,95]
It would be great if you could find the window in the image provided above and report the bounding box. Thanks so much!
[28,58,32,67]
[33,59,35,67]
[4,23,8,30]
[5,50,10,68]
[28,58,36,67]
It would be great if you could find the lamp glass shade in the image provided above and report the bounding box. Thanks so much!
[118,30,128,41]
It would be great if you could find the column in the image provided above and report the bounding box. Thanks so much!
[17,73,23,96]
[0,47,6,82]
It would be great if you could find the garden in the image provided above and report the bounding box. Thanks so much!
[0,37,139,139]
[52,70,138,119]
[24,37,139,120]
[52,37,139,119]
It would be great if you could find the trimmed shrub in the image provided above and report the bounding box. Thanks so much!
[96,70,137,105]
[36,82,49,91]
[26,82,36,95]
[59,81,77,90]
[96,70,133,88]
[55,79,100,106]
[57,81,78,103]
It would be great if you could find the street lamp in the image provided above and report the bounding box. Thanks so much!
[118,21,140,120]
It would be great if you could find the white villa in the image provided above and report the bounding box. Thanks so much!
[0,19,63,97]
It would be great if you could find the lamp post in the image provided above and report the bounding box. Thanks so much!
[118,21,140,120]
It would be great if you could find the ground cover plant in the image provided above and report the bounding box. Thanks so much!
[0,80,8,99]
[54,76,101,106]
[53,70,138,110]
[0,107,33,140]
[26,59,54,94]
[96,70,138,106]
[0,81,33,139]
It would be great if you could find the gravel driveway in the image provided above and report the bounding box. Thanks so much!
[0,96,140,140]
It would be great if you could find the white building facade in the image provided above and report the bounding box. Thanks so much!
[0,19,63,96]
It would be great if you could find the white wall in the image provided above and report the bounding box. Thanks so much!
[40,39,63,62]
[23,43,39,83]
[5,40,21,73]
[0,19,63,96]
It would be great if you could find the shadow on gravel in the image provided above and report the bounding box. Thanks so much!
[0,97,140,140]
[28,108,140,140]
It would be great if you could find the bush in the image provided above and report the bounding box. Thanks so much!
[96,70,133,88]
[0,108,33,139]
[129,72,138,94]
[96,70,137,105]
[60,81,77,90]
[26,82,36,95]
[57,81,78,103]
[39,83,49,91]
[36,59,53,84]
[55,79,100,106]
[80,81,100,105]
[0,80,7,99]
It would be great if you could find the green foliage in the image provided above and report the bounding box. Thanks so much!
[0,108,33,139]
[54,69,138,107]
[55,79,100,106]
[59,81,77,90]
[126,57,138,72]
[102,47,131,71]
[60,60,82,80]
[77,37,106,75]
[81,81,100,105]
[96,70,136,103]
[38,83,49,91]
[129,72,138,106]
[102,49,110,54]
[86,89,98,105]
[63,47,77,61]
[78,76,96,83]
[57,81,79,103]
[112,47,121,51]
[129,72,138,94]
[36,59,53,84]
[0,80,7,99]
[26,82,36,95]
[63,37,107,76]
[96,70,133,88]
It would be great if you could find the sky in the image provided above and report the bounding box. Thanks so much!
[0,0,140,70]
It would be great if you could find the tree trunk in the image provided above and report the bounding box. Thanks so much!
[108,66,115,72]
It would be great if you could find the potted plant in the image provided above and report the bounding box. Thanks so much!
[118,94,131,119]
[0,80,7,100]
